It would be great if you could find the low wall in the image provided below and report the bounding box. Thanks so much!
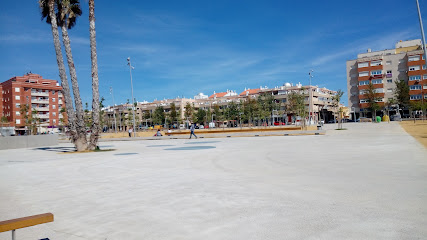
[0,134,58,150]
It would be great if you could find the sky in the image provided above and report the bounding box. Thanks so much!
[1,0,426,106]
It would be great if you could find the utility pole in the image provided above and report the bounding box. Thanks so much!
[127,57,136,137]
[110,87,117,133]
[308,70,314,125]
[416,0,426,120]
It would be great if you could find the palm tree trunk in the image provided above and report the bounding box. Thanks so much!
[88,0,100,150]
[60,24,88,150]
[47,0,81,148]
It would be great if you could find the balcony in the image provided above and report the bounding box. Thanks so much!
[370,74,383,79]
[32,99,49,104]
[33,107,49,111]
[34,114,49,119]
[31,91,49,97]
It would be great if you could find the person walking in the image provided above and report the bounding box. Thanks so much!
[189,123,197,139]
[128,127,133,137]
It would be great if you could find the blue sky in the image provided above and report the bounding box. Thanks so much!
[1,0,426,106]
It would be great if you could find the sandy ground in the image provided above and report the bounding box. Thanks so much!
[399,120,427,148]
[0,122,426,240]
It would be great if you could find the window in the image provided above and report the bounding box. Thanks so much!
[371,70,383,75]
[408,55,420,61]
[386,70,392,77]
[15,103,20,108]
[372,79,383,84]
[16,119,20,124]
[409,66,420,71]
[371,60,382,66]
[387,88,393,93]
[374,88,384,93]
[399,59,406,63]
[15,96,20,100]
[359,80,370,86]
[409,75,421,81]
[16,111,20,116]
[386,70,392,74]
[375,98,384,102]
[358,62,369,68]
[387,79,393,83]
[15,87,20,92]
[52,98,56,102]
[359,71,369,77]
[53,119,56,124]
[410,85,422,90]
[410,95,422,100]
[424,84,427,89]
[423,65,426,70]
[359,90,367,95]
[52,105,56,109]
[424,74,427,79]
[52,112,56,116]
[360,99,369,103]
[52,90,55,94]
[386,61,392,65]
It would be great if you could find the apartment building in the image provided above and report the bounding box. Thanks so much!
[0,73,65,134]
[102,83,339,131]
[347,39,427,117]
[259,83,338,123]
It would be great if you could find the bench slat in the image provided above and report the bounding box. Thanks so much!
[0,213,54,232]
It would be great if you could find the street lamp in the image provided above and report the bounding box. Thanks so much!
[308,70,314,125]
[351,107,356,122]
[110,87,117,133]
[127,57,136,137]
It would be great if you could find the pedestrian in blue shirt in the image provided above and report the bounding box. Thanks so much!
[189,123,197,139]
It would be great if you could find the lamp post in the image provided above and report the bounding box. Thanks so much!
[110,87,117,133]
[416,0,426,120]
[351,107,356,122]
[308,70,314,125]
[127,57,136,137]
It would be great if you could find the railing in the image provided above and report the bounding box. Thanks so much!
[33,107,49,112]
[0,213,54,240]
[32,99,49,104]
[31,92,49,97]
[34,114,49,119]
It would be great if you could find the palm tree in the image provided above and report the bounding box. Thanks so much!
[88,0,100,150]
[40,0,87,150]
[40,0,81,145]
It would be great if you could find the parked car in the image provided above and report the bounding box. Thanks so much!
[273,121,286,126]
[199,125,204,129]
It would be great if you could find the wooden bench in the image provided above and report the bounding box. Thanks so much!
[0,213,54,240]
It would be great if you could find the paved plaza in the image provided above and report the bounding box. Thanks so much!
[0,122,426,240]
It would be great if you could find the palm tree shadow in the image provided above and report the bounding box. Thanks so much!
[33,146,76,153]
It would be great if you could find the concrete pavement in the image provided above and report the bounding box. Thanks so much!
[0,122,426,239]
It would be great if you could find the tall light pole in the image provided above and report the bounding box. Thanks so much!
[110,87,117,133]
[416,0,426,120]
[351,106,356,122]
[308,70,314,125]
[127,57,136,137]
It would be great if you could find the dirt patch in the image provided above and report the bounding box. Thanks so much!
[399,121,427,148]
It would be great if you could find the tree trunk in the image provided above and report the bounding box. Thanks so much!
[88,0,100,150]
[61,24,88,150]
[47,0,81,149]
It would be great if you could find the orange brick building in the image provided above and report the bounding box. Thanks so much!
[347,39,427,118]
[0,73,66,134]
